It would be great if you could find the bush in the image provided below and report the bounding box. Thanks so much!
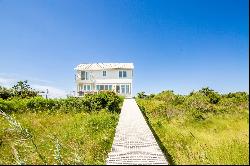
[223,92,249,102]
[154,90,176,102]
[136,92,147,99]
[199,87,221,104]
[0,86,13,99]
[136,88,249,165]
[85,91,122,112]
[0,91,123,113]
[12,80,39,98]
[0,81,40,100]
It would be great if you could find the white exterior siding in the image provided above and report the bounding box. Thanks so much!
[74,63,134,97]
[75,69,133,80]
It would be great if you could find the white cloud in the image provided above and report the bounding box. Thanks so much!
[0,73,53,85]
[0,74,68,99]
[0,77,16,87]
[31,85,67,99]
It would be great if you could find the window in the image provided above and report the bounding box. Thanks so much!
[121,85,125,93]
[96,84,113,91]
[81,71,89,80]
[103,71,106,76]
[83,85,91,91]
[79,84,83,91]
[86,72,89,80]
[81,71,85,80]
[100,85,104,90]
[123,71,127,77]
[119,70,127,78]
[119,71,123,78]
[126,85,130,94]
[87,85,91,91]
[116,85,120,93]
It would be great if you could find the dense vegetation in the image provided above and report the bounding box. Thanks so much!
[0,80,39,99]
[136,88,249,165]
[0,81,123,164]
[0,91,122,114]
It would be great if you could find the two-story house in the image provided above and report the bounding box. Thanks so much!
[74,63,134,97]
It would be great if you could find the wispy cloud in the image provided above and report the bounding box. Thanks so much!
[0,74,67,98]
[32,85,67,98]
[0,77,16,87]
[0,73,53,85]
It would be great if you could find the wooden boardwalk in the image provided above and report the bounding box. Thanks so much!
[106,99,168,165]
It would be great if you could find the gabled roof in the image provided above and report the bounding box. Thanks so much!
[74,63,134,70]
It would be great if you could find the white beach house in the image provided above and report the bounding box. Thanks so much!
[74,63,134,97]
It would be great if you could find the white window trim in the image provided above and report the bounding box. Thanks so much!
[103,71,107,77]
[119,70,127,78]
[81,71,89,80]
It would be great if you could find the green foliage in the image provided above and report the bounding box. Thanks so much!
[199,87,221,104]
[223,91,249,102]
[0,81,39,99]
[84,91,123,112]
[136,91,147,99]
[136,88,249,165]
[0,91,123,114]
[0,89,122,164]
[0,82,124,165]
[0,86,13,99]
[0,110,119,164]
[154,90,175,101]
[12,80,39,98]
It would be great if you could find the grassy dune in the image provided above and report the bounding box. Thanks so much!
[137,90,249,165]
[0,110,119,165]
[0,91,122,165]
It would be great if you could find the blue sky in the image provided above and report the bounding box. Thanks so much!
[0,0,249,97]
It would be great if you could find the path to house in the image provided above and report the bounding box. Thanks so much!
[106,99,168,165]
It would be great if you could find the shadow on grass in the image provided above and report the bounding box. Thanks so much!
[138,104,176,165]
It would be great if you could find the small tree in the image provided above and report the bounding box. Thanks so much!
[12,80,39,98]
[199,87,220,104]
[199,87,215,96]
[137,92,147,99]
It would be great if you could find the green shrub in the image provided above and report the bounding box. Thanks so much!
[0,81,40,100]
[0,91,123,113]
[199,87,221,104]
[85,91,122,112]
[154,90,176,102]
[0,86,13,99]
[136,88,249,165]
[11,80,39,99]
[136,92,147,99]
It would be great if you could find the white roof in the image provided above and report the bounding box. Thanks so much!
[74,63,134,70]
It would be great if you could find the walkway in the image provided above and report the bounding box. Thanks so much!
[106,99,168,165]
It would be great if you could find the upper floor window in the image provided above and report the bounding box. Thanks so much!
[119,71,123,78]
[123,71,127,77]
[103,71,106,77]
[119,70,127,78]
[81,71,89,80]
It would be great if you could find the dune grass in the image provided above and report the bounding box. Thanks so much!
[0,91,123,165]
[0,110,119,165]
[136,90,249,165]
